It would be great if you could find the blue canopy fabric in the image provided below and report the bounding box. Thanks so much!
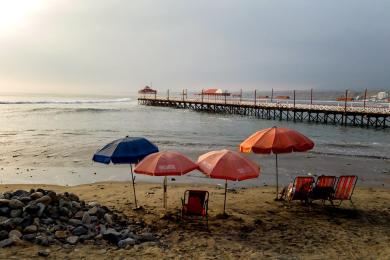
[92,137,159,164]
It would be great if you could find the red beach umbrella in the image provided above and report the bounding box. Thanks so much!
[134,151,198,208]
[197,149,260,215]
[239,126,314,199]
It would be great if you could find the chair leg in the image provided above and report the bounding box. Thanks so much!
[349,199,356,209]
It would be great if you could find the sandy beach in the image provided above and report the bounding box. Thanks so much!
[1,182,389,259]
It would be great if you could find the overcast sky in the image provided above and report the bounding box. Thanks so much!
[0,0,389,94]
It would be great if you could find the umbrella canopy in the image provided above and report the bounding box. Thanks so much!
[239,127,314,154]
[134,151,198,208]
[239,126,314,199]
[93,137,159,164]
[92,136,159,208]
[197,149,260,214]
[198,149,260,181]
[134,151,198,176]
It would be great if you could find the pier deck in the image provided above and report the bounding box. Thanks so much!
[138,96,390,129]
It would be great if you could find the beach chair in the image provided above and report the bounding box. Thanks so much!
[330,175,358,207]
[181,190,209,226]
[283,176,315,203]
[309,175,337,203]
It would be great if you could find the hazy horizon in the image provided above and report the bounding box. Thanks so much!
[0,0,389,94]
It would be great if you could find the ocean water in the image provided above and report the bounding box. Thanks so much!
[0,93,389,186]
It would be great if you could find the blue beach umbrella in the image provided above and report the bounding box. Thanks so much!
[92,136,159,207]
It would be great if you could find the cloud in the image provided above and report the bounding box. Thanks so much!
[0,0,389,94]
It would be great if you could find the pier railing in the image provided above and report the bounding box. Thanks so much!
[139,94,390,115]
[138,90,390,128]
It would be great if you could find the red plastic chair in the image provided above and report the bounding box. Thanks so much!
[310,175,337,202]
[285,176,315,203]
[181,190,209,225]
[330,175,358,206]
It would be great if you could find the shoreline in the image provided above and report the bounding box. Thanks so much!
[1,153,389,188]
[1,182,389,259]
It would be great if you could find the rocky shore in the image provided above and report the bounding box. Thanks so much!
[0,188,158,255]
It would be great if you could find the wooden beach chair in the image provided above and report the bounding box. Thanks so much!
[282,176,315,203]
[181,190,209,226]
[330,175,358,207]
[309,175,337,203]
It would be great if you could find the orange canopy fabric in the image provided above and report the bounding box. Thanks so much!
[197,149,260,181]
[134,151,198,176]
[239,127,314,154]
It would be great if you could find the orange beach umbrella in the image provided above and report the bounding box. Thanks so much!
[240,127,314,199]
[197,149,260,214]
[134,151,198,208]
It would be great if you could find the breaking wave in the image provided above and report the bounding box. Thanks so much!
[0,98,132,105]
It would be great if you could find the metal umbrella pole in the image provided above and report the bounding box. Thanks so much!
[130,164,138,208]
[275,154,279,200]
[223,179,228,215]
[163,176,167,208]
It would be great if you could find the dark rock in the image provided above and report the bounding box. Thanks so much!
[41,218,54,225]
[140,232,155,242]
[0,206,10,216]
[0,199,10,206]
[24,225,38,233]
[18,196,32,203]
[104,213,113,225]
[36,203,45,217]
[8,229,22,239]
[0,219,14,231]
[36,235,49,246]
[22,234,36,241]
[18,217,31,229]
[54,230,68,239]
[72,226,88,236]
[96,208,106,219]
[73,211,84,219]
[59,207,70,216]
[88,206,98,215]
[33,217,40,227]
[9,199,25,209]
[82,212,91,224]
[66,193,79,202]
[23,202,39,215]
[68,218,82,226]
[13,190,30,197]
[38,250,50,257]
[102,228,121,244]
[59,199,72,209]
[0,230,8,240]
[36,195,52,206]
[0,238,14,248]
[71,201,81,209]
[118,238,135,248]
[10,209,22,218]
[30,192,43,200]
[66,236,79,245]
[79,232,94,241]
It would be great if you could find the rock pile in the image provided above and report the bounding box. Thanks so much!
[0,189,157,249]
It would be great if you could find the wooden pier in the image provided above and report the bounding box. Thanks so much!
[138,96,390,129]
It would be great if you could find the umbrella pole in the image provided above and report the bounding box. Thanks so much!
[223,179,227,215]
[130,164,138,208]
[275,154,279,200]
[163,176,167,209]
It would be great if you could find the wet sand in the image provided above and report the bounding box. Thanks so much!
[1,153,390,188]
[1,182,389,259]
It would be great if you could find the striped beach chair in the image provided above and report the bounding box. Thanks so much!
[310,175,337,202]
[181,190,209,226]
[284,176,315,203]
[330,175,358,207]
